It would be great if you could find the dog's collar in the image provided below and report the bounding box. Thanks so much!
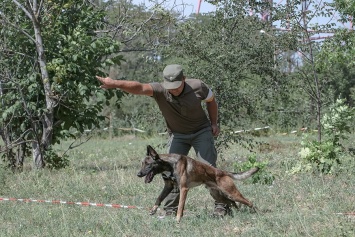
[162,171,175,181]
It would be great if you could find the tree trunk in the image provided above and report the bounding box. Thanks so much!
[302,0,322,142]
[32,14,55,168]
[15,142,25,171]
[12,0,56,168]
[32,141,44,168]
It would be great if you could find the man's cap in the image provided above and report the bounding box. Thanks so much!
[162,64,184,89]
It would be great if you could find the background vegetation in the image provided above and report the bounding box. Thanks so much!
[0,0,354,236]
[1,0,355,168]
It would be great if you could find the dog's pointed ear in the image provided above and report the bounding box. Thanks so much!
[147,145,159,160]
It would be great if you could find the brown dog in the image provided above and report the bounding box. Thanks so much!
[137,145,259,222]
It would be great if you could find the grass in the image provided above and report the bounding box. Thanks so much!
[1,134,354,237]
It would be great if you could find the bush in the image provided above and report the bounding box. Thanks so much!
[233,154,275,185]
[291,99,354,174]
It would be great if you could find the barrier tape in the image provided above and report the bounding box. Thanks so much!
[0,197,146,210]
[335,212,355,216]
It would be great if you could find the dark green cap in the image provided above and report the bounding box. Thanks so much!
[162,64,184,89]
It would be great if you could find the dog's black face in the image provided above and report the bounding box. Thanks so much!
[137,155,159,183]
[137,145,172,183]
[137,146,160,183]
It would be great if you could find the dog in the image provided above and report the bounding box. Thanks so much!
[137,145,259,222]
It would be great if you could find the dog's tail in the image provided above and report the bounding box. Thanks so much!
[230,167,259,180]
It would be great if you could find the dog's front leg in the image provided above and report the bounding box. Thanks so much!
[149,205,159,215]
[150,178,174,215]
[176,186,189,223]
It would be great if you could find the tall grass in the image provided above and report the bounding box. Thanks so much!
[1,134,354,237]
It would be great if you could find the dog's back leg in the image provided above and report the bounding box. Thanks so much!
[209,188,239,209]
[218,177,255,209]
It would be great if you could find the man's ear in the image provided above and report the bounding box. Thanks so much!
[147,145,159,160]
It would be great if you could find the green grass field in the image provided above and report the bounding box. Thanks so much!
[1,134,354,237]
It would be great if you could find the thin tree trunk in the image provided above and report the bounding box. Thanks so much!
[12,0,55,168]
[32,13,55,168]
[16,141,25,172]
[302,0,322,142]
[0,127,15,168]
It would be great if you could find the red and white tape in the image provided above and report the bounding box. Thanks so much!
[0,197,146,210]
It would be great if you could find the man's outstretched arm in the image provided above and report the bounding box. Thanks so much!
[96,76,153,96]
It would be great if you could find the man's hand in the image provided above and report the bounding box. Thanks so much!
[96,76,117,89]
[211,124,220,137]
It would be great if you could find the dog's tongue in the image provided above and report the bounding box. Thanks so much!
[145,172,154,183]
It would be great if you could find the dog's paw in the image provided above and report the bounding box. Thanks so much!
[149,206,158,215]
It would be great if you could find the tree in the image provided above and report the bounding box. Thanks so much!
[272,0,348,142]
[317,0,355,106]
[93,0,185,135]
[0,0,122,169]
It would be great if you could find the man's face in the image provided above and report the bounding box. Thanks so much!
[168,78,185,96]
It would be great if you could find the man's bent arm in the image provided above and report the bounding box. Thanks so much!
[206,98,220,136]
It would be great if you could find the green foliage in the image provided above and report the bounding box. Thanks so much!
[42,1,123,138]
[156,0,280,151]
[317,30,355,69]
[333,0,355,22]
[295,139,342,173]
[291,99,354,174]
[322,98,354,141]
[233,154,275,185]
[0,0,123,168]
[116,95,165,135]
[93,1,177,136]
[1,0,349,170]
[44,148,69,170]
[317,0,355,70]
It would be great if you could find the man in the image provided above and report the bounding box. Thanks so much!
[96,64,231,217]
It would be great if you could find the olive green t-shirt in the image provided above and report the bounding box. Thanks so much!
[150,79,212,134]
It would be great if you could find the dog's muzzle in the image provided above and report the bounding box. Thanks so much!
[137,170,155,183]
